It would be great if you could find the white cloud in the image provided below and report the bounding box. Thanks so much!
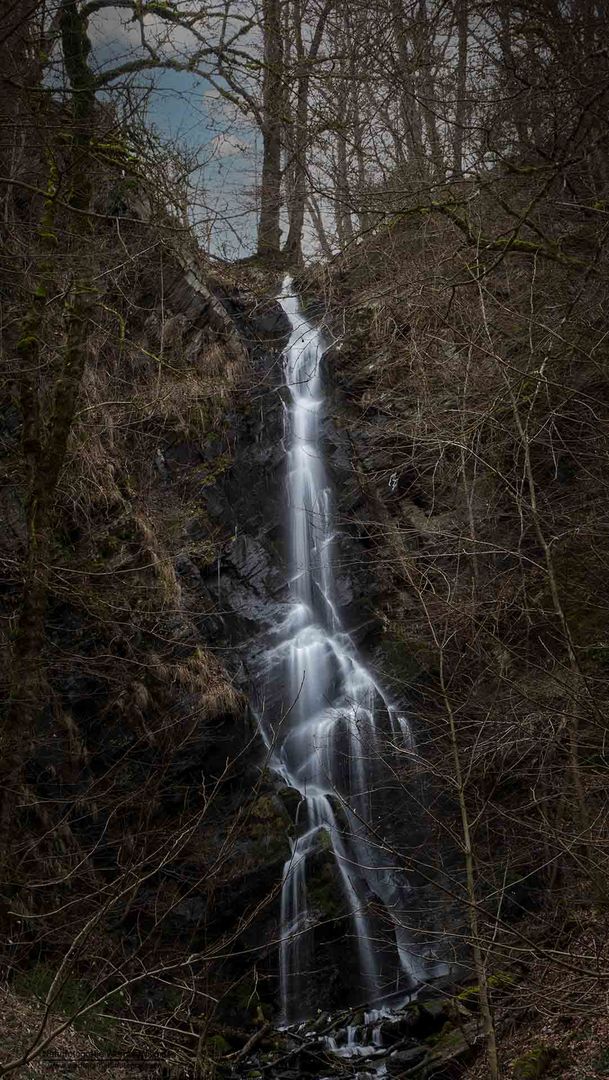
[89,5,198,69]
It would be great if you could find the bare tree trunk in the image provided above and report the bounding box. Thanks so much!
[334,133,354,246]
[257,0,284,259]
[352,99,372,234]
[452,0,468,177]
[283,0,332,260]
[416,0,445,176]
[334,66,354,249]
[439,652,500,1080]
[389,0,425,167]
[282,0,296,244]
[497,3,529,157]
[1,0,96,862]
[307,192,332,257]
[283,0,307,261]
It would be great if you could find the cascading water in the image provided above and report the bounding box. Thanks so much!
[261,278,439,1025]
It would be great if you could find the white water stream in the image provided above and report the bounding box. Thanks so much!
[263,279,432,1024]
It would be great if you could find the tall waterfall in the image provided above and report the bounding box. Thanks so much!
[263,279,436,1024]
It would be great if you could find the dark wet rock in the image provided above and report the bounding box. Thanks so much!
[377,1018,420,1046]
[418,998,451,1028]
[181,283,467,1021]
[276,785,303,823]
[291,1041,333,1073]
[163,440,204,469]
[306,847,350,922]
[175,553,202,584]
[417,974,466,1002]
[249,298,291,342]
[411,1022,477,1078]
[386,1045,427,1072]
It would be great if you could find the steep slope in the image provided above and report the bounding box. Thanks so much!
[293,188,609,1075]
[0,154,296,1071]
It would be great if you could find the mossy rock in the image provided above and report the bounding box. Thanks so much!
[457,984,480,1008]
[307,860,348,920]
[276,785,302,822]
[305,842,352,922]
[431,1025,466,1052]
[407,1021,475,1078]
[206,1034,231,1058]
[316,826,334,853]
[512,1045,558,1078]
[418,997,451,1032]
[457,970,515,1011]
[246,794,291,859]
[488,971,515,990]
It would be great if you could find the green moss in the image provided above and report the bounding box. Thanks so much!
[276,786,302,821]
[200,452,232,487]
[206,1034,231,1058]
[93,140,129,154]
[457,970,515,1010]
[489,971,515,990]
[17,335,38,353]
[431,1026,464,1051]
[248,795,290,858]
[146,0,175,11]
[457,984,480,1005]
[512,1045,557,1078]
[307,858,347,920]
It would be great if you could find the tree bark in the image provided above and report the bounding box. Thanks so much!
[307,193,332,257]
[452,0,468,177]
[389,0,425,168]
[283,0,333,260]
[257,0,284,259]
[1,0,96,862]
[416,0,445,177]
[440,653,500,1080]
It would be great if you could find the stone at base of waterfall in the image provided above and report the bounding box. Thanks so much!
[386,1045,427,1072]
[409,1021,478,1078]
[292,1039,337,1072]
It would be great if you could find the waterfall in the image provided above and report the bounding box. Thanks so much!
[266,277,434,1025]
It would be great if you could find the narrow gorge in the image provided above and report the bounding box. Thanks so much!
[257,279,444,1023]
[3,4,609,1076]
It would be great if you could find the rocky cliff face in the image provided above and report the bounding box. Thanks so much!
[0,231,479,1066]
[196,287,465,1021]
[0,237,302,1048]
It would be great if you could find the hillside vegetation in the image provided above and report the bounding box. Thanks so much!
[3,0,609,1077]
[301,160,609,1076]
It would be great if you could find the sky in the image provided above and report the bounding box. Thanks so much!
[87,3,262,258]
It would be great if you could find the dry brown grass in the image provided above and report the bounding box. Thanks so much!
[0,986,162,1079]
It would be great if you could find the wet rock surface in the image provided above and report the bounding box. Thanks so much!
[229,988,479,1079]
[194,287,465,1020]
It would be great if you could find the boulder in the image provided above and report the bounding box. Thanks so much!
[386,1045,428,1073]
